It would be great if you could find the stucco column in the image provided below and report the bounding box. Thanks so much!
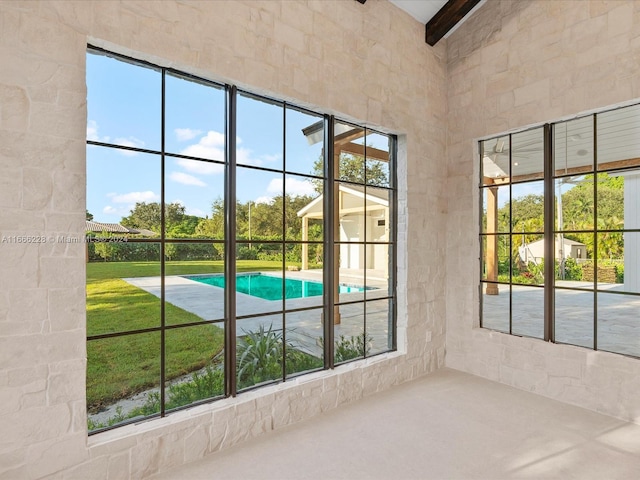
[485,185,499,295]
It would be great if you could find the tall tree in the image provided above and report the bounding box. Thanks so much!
[311,152,388,192]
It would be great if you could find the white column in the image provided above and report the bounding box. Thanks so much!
[622,172,640,292]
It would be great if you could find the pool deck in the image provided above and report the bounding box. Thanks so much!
[482,282,640,357]
[125,269,392,357]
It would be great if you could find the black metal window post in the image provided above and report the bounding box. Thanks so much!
[225,85,238,397]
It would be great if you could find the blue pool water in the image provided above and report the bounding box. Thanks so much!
[185,273,369,301]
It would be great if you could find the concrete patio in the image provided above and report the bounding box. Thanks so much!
[125,269,392,357]
[482,283,640,357]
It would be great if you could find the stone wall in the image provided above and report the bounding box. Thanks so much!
[446,0,640,424]
[0,0,447,477]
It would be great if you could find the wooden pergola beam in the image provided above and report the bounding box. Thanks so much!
[340,142,389,162]
[425,0,482,46]
[483,157,640,185]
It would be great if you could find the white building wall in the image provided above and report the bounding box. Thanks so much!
[446,0,640,425]
[0,0,448,477]
[623,172,640,292]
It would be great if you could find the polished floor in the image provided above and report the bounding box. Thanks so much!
[150,368,640,480]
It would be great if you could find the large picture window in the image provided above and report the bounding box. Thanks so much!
[86,47,397,433]
[480,103,640,358]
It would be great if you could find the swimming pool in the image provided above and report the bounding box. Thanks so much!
[184,273,370,301]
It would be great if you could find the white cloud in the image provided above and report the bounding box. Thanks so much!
[180,131,225,162]
[175,128,203,141]
[288,178,315,197]
[102,205,130,216]
[102,205,118,214]
[176,158,224,175]
[185,207,206,217]
[169,171,207,187]
[254,196,273,205]
[87,120,110,143]
[111,191,160,204]
[114,137,146,156]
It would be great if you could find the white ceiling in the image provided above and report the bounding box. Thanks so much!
[388,0,448,24]
[388,0,486,40]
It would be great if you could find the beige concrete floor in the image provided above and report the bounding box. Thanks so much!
[150,368,640,480]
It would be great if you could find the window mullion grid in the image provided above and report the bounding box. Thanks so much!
[390,135,398,351]
[508,134,513,336]
[543,123,554,343]
[363,130,368,357]
[225,85,238,396]
[160,68,167,416]
[324,115,335,369]
[281,105,287,382]
[593,114,598,351]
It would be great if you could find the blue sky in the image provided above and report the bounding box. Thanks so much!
[86,52,388,223]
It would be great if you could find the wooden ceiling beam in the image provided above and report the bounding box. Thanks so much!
[425,0,482,46]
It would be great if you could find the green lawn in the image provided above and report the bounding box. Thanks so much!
[86,259,282,412]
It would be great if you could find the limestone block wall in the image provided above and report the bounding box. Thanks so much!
[0,0,447,477]
[446,0,640,424]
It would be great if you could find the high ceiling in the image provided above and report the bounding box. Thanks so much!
[388,0,448,24]
[386,0,486,45]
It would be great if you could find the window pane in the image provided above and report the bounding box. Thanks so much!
[481,234,509,283]
[555,233,593,289]
[481,184,510,233]
[286,107,323,176]
[87,147,161,229]
[365,186,390,242]
[87,332,161,432]
[554,116,594,176]
[511,128,544,182]
[596,170,632,230]
[481,283,509,333]
[284,244,324,310]
[511,181,544,233]
[164,246,225,324]
[165,73,225,158]
[337,181,365,242]
[337,243,366,302]
[236,244,283,317]
[513,233,544,285]
[285,173,322,241]
[621,231,640,293]
[335,122,365,184]
[285,308,324,378]
[87,52,161,151]
[597,104,640,171]
[365,243,390,295]
[237,315,284,390]
[555,175,593,231]
[511,285,544,339]
[334,302,365,364]
[87,242,161,336]
[237,167,283,240]
[555,288,594,349]
[164,324,225,411]
[367,299,393,355]
[481,136,510,184]
[365,131,391,188]
[237,94,283,169]
[595,233,625,290]
[598,292,640,357]
[165,155,224,239]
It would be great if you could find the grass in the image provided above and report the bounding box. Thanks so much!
[86,259,282,413]
[87,259,284,282]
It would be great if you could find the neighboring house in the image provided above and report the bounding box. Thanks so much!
[297,184,389,275]
[520,237,587,264]
[85,220,158,237]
